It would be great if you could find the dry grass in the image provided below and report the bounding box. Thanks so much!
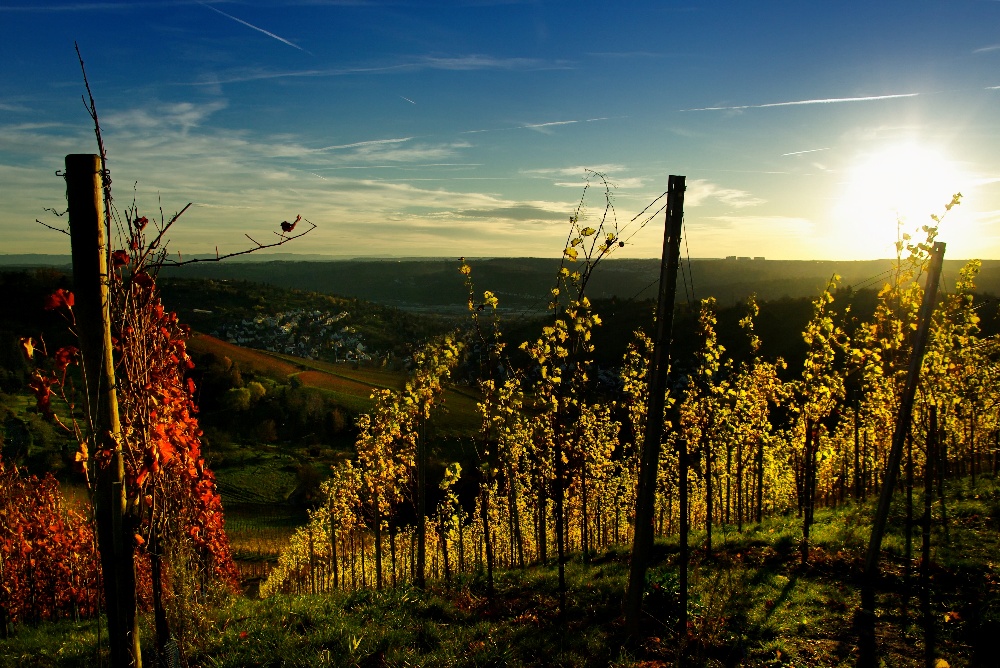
[188,334,301,378]
[295,370,375,398]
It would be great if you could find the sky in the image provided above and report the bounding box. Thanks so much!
[2,1,1000,261]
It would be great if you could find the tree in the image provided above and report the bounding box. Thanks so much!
[355,389,413,590]
[403,335,463,588]
[793,276,849,564]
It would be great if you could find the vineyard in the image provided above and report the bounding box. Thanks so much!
[2,157,999,668]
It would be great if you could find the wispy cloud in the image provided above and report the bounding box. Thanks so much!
[343,141,471,163]
[524,120,577,129]
[419,55,569,71]
[974,44,1000,53]
[522,164,625,177]
[695,215,811,231]
[187,55,566,86]
[782,147,830,156]
[523,120,578,134]
[103,100,228,134]
[463,117,607,135]
[0,2,192,11]
[316,163,485,172]
[457,205,565,222]
[682,93,918,112]
[555,177,645,189]
[0,122,65,132]
[199,2,310,53]
[685,179,765,208]
[585,51,667,58]
[316,137,413,152]
[0,108,584,257]
[521,165,644,189]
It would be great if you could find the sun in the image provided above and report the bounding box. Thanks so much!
[832,142,968,259]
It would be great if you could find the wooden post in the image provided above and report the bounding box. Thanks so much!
[624,175,686,636]
[858,241,945,668]
[66,154,142,668]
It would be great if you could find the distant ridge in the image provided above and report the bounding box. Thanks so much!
[7,255,998,311]
[156,257,1000,311]
[0,254,72,266]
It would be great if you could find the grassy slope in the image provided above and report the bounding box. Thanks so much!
[184,333,480,510]
[190,333,481,436]
[4,476,997,667]
[188,334,303,378]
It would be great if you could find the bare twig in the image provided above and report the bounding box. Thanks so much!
[36,219,71,236]
[75,42,108,176]
[163,218,318,266]
[135,203,194,268]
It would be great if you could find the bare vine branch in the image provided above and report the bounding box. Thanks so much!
[162,218,318,266]
[35,219,71,236]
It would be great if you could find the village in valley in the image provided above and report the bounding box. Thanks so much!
[210,308,372,363]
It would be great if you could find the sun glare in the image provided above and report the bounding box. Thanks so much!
[832,143,968,259]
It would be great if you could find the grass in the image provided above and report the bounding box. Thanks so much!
[268,354,409,391]
[4,476,998,667]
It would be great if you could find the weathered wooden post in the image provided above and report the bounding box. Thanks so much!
[624,174,686,637]
[66,154,142,668]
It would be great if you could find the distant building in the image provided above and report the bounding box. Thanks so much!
[737,256,751,261]
[753,256,765,261]
[725,255,737,260]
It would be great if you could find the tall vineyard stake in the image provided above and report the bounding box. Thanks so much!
[624,175,686,636]
[858,241,945,668]
[67,154,142,668]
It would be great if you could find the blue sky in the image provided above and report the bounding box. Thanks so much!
[2,1,1000,260]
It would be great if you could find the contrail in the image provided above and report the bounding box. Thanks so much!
[523,120,578,129]
[316,137,413,151]
[199,2,308,53]
[461,117,610,134]
[782,147,830,156]
[400,96,416,104]
[682,93,918,112]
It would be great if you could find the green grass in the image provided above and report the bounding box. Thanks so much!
[4,476,998,667]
